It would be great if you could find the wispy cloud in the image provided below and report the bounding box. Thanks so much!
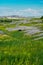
[0,7,43,17]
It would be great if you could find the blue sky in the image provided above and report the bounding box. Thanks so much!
[0,0,43,16]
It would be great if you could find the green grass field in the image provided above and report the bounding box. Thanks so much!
[0,17,43,65]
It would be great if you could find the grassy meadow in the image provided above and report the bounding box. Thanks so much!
[0,17,43,65]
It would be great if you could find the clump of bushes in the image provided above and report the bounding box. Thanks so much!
[40,16,43,19]
[0,18,12,22]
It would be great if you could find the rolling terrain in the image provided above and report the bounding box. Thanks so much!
[0,17,43,65]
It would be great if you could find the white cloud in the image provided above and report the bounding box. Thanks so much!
[18,8,43,16]
[19,8,39,14]
[0,7,43,17]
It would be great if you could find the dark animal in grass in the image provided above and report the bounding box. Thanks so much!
[18,29,22,31]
